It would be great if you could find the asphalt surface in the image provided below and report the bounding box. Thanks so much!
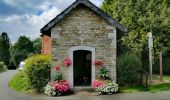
[0,70,170,100]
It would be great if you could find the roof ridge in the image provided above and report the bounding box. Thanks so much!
[41,0,127,33]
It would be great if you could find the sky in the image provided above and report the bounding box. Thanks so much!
[0,0,104,43]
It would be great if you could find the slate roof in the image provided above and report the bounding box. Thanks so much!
[40,0,127,33]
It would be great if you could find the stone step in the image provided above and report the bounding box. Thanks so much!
[72,86,94,92]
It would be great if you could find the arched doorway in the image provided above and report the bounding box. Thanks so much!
[73,50,92,86]
[68,46,95,88]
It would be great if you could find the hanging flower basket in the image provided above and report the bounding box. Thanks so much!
[63,58,72,68]
[92,60,104,68]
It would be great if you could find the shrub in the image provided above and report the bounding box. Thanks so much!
[0,62,7,72]
[117,53,141,85]
[24,54,51,93]
[44,80,73,96]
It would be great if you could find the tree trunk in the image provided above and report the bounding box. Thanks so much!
[160,51,163,81]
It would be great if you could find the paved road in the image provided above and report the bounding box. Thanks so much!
[0,70,170,100]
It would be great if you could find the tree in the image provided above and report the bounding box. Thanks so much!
[101,0,170,55]
[0,32,11,66]
[101,0,170,68]
[10,36,34,67]
[32,38,42,54]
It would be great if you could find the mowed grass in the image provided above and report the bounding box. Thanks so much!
[149,83,170,93]
[120,83,170,93]
[9,70,36,95]
[120,75,170,93]
[153,74,170,82]
[120,85,148,93]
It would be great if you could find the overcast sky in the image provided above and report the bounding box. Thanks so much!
[0,0,104,43]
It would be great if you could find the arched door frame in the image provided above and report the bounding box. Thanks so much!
[68,46,95,88]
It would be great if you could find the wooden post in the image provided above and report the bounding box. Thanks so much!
[159,51,163,81]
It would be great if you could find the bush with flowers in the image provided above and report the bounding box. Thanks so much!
[44,80,73,96]
[92,60,119,95]
[44,81,57,96]
[93,80,119,94]
[44,65,73,96]
[92,79,119,95]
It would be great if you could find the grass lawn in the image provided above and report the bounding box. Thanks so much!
[149,83,170,93]
[120,85,148,93]
[9,70,37,95]
[120,75,170,93]
[152,74,170,82]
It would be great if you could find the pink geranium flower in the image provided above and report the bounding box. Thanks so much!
[92,80,106,88]
[54,80,70,92]
[92,60,104,67]
[63,58,72,67]
[54,65,60,71]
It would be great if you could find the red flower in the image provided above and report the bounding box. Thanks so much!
[54,80,70,92]
[63,58,72,67]
[92,60,104,67]
[92,80,106,88]
[54,65,60,71]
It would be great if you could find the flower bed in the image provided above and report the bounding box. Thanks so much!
[44,64,73,96]
[92,65,119,95]
[44,80,73,96]
[93,80,119,95]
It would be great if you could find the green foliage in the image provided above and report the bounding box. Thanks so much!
[97,67,109,80]
[9,71,36,94]
[52,71,63,81]
[10,36,34,67]
[0,62,7,72]
[0,32,11,67]
[24,54,51,93]
[117,53,142,85]
[101,0,170,58]
[32,38,42,54]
